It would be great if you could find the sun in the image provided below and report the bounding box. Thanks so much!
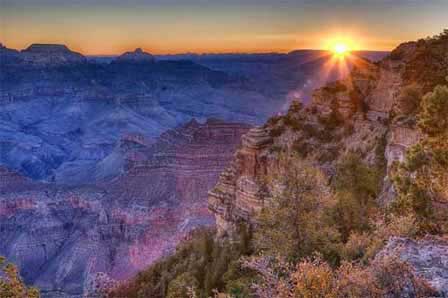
[324,36,357,58]
[333,42,349,55]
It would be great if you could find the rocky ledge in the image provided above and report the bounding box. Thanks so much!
[379,237,448,295]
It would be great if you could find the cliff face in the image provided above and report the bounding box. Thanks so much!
[208,36,448,292]
[208,127,273,238]
[208,54,401,237]
[0,120,250,297]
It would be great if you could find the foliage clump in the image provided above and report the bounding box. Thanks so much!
[109,228,254,298]
[254,154,340,265]
[392,84,448,234]
[402,30,448,92]
[242,255,434,298]
[392,84,422,124]
[0,256,40,298]
[328,154,383,242]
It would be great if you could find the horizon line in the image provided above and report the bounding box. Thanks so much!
[1,42,391,57]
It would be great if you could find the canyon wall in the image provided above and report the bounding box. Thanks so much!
[0,120,250,297]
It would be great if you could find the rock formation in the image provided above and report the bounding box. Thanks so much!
[208,34,448,292]
[378,237,448,295]
[21,44,86,66]
[0,120,250,297]
[114,48,156,64]
[209,126,272,238]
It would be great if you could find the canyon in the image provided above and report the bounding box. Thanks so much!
[0,43,386,184]
[0,119,250,297]
[0,42,390,296]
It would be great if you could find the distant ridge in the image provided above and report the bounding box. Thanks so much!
[0,43,87,66]
[114,48,156,64]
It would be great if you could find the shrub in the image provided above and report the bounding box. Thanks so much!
[244,255,435,298]
[369,256,436,298]
[396,84,422,116]
[166,273,199,298]
[284,114,302,131]
[342,232,371,262]
[109,228,253,298]
[418,84,448,136]
[254,153,341,265]
[392,84,448,234]
[0,256,40,298]
[293,258,336,298]
[328,154,382,242]
[270,125,286,138]
[292,139,311,158]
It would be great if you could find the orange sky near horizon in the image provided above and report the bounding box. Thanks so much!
[1,1,447,55]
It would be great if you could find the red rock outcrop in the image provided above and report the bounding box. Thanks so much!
[209,126,274,237]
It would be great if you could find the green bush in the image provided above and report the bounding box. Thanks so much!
[392,84,448,234]
[254,154,342,266]
[0,256,40,298]
[418,84,448,135]
[284,113,302,131]
[396,84,422,116]
[269,125,285,138]
[328,154,382,242]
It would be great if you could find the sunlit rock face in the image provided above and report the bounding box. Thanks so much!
[209,36,448,238]
[209,127,272,238]
[0,120,250,297]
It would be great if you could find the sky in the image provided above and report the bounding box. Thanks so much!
[0,0,447,55]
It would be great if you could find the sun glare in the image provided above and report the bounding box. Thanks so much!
[324,36,358,58]
[333,43,349,55]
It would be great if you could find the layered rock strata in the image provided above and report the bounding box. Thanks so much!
[0,120,250,297]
